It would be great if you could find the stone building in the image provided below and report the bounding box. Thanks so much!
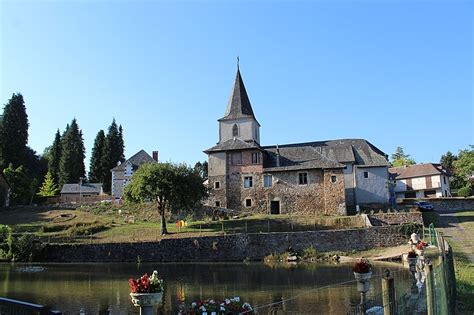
[111,150,158,198]
[205,68,390,215]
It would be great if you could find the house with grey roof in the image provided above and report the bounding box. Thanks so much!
[389,163,451,199]
[60,181,104,203]
[204,67,390,215]
[0,170,11,207]
[111,150,158,198]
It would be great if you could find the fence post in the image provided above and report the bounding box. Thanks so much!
[382,269,395,315]
[425,260,434,315]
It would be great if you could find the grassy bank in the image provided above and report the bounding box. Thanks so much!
[0,204,366,244]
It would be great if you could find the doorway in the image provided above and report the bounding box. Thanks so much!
[270,201,280,214]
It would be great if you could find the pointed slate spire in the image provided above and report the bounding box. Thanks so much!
[219,68,256,121]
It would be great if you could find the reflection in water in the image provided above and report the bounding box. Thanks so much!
[0,262,411,314]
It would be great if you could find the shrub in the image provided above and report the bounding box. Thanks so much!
[302,245,318,260]
[458,186,472,197]
[0,225,13,260]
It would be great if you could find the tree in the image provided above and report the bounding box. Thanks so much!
[47,130,62,185]
[59,119,85,186]
[0,93,29,169]
[193,161,208,180]
[391,147,416,167]
[37,171,58,197]
[102,119,125,193]
[89,130,106,183]
[440,151,457,173]
[124,163,207,235]
[3,164,34,205]
[452,145,474,195]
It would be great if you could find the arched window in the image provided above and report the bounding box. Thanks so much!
[232,124,239,137]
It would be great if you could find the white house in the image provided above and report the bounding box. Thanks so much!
[389,163,451,199]
[111,150,158,198]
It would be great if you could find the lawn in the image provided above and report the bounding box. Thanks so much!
[423,210,474,314]
[0,204,366,244]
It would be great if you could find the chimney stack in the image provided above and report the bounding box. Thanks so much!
[152,151,159,162]
[276,145,280,167]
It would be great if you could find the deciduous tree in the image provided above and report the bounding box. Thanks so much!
[37,171,58,197]
[124,163,207,235]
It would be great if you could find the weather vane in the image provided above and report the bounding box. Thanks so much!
[237,56,240,70]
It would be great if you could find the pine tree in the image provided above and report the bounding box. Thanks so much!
[102,119,125,193]
[59,119,85,186]
[48,129,62,185]
[37,171,58,197]
[391,147,416,167]
[0,93,29,169]
[89,130,106,183]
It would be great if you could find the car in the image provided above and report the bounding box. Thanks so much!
[414,201,434,211]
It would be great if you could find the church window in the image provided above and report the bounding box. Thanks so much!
[298,172,308,185]
[364,172,369,179]
[245,198,252,207]
[244,176,253,188]
[251,152,260,164]
[231,152,242,165]
[232,124,239,137]
[215,201,220,207]
[331,175,337,183]
[214,181,220,189]
[264,175,273,187]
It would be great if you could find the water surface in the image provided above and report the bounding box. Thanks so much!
[0,262,412,314]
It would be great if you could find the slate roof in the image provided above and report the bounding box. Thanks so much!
[218,69,257,122]
[204,138,261,153]
[61,183,102,194]
[262,139,389,171]
[111,150,155,172]
[389,163,451,180]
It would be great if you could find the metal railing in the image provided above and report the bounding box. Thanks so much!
[0,297,62,315]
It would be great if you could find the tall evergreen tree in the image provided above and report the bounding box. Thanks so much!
[102,119,125,193]
[59,119,85,186]
[48,129,62,184]
[89,130,106,183]
[0,93,29,169]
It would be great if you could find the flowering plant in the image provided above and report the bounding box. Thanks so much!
[129,270,164,293]
[407,250,417,258]
[352,258,372,274]
[178,296,254,314]
[416,241,428,250]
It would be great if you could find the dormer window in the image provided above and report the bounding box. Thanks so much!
[232,124,239,137]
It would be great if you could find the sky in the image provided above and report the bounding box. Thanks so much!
[1,0,472,171]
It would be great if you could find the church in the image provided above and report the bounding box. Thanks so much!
[204,68,390,216]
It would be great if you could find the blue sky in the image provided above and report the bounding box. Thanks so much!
[1,0,472,170]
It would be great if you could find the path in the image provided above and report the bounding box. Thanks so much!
[437,210,474,263]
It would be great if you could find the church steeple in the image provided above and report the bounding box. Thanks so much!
[219,68,256,121]
[218,66,260,144]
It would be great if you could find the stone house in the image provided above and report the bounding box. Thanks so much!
[389,163,452,199]
[60,180,105,203]
[0,170,11,207]
[111,150,158,198]
[205,68,390,215]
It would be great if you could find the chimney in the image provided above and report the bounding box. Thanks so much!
[276,145,280,167]
[152,151,159,162]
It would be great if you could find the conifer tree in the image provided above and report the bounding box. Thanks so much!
[37,171,58,197]
[48,129,62,184]
[0,93,29,169]
[89,130,106,183]
[102,119,125,193]
[59,119,85,186]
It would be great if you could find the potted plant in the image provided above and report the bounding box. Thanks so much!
[353,258,372,280]
[129,271,164,315]
[415,241,428,256]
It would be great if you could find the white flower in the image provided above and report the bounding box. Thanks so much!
[233,296,240,302]
[225,299,231,304]
[191,302,197,308]
[199,306,206,311]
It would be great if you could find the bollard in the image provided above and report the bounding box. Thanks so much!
[425,260,434,315]
[382,269,395,315]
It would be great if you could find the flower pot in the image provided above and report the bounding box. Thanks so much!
[353,272,372,281]
[130,292,163,315]
[408,258,417,272]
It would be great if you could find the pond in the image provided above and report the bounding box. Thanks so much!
[0,262,412,314]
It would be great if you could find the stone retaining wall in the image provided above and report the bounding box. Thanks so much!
[36,225,416,263]
[399,198,474,211]
[368,212,423,226]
